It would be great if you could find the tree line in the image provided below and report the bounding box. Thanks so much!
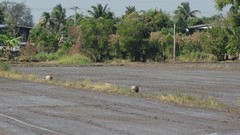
[0,1,239,62]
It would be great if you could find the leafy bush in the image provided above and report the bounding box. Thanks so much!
[55,48,68,57]
[34,52,50,61]
[34,47,69,62]
[0,62,10,71]
[57,54,92,65]
[34,52,58,62]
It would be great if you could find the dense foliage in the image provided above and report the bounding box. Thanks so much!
[0,2,239,62]
[0,1,33,34]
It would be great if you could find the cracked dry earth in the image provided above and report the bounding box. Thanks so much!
[0,63,239,134]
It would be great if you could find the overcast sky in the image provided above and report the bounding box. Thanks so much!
[1,0,227,23]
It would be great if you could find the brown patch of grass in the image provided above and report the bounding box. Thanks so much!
[149,92,225,110]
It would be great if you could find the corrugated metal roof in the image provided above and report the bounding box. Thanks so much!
[0,24,32,29]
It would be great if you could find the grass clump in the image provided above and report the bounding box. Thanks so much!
[85,80,129,94]
[57,54,92,65]
[32,52,92,65]
[0,70,40,82]
[0,62,11,71]
[104,59,130,65]
[151,92,225,110]
[177,52,218,62]
[34,52,59,62]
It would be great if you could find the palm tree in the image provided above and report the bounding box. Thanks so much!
[174,2,201,33]
[51,4,66,32]
[174,2,200,20]
[40,12,51,28]
[216,0,240,14]
[87,4,114,19]
[125,6,136,15]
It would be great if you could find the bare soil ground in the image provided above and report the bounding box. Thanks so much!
[0,63,239,134]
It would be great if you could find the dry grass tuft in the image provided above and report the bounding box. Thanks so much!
[151,93,225,110]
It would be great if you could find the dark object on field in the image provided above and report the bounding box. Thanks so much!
[131,85,139,93]
[45,74,53,80]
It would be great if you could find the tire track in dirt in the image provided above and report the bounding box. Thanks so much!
[0,113,61,135]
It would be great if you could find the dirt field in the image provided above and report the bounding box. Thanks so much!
[0,63,239,134]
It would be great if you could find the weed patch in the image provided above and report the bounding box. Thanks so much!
[56,54,92,65]
[150,92,225,110]
[0,62,10,71]
[177,52,218,62]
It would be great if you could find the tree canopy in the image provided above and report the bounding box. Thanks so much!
[87,4,114,19]
[1,1,237,62]
[174,2,201,33]
[1,1,33,27]
[216,0,240,54]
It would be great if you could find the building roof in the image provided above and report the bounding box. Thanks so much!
[0,24,32,29]
[186,24,212,33]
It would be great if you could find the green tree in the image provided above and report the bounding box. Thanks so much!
[216,0,240,55]
[203,27,228,60]
[174,2,201,33]
[149,30,174,61]
[216,0,240,28]
[51,4,66,33]
[1,1,33,34]
[174,2,200,20]
[38,4,66,33]
[116,12,146,61]
[108,34,120,59]
[0,34,21,60]
[79,18,114,62]
[141,9,173,32]
[29,26,58,53]
[39,12,51,28]
[87,4,114,19]
[202,14,224,25]
[30,4,67,54]
[125,6,136,15]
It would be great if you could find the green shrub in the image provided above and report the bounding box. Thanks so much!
[34,52,58,62]
[57,54,92,65]
[0,62,10,71]
[54,48,68,57]
[34,48,68,62]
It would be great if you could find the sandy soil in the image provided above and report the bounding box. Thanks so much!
[0,63,239,134]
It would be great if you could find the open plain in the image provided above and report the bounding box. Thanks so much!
[0,63,239,134]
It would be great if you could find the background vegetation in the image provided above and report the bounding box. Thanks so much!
[0,1,239,63]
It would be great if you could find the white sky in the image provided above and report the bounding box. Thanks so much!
[1,0,228,23]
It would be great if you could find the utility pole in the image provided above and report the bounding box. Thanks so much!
[70,6,80,26]
[173,24,176,62]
